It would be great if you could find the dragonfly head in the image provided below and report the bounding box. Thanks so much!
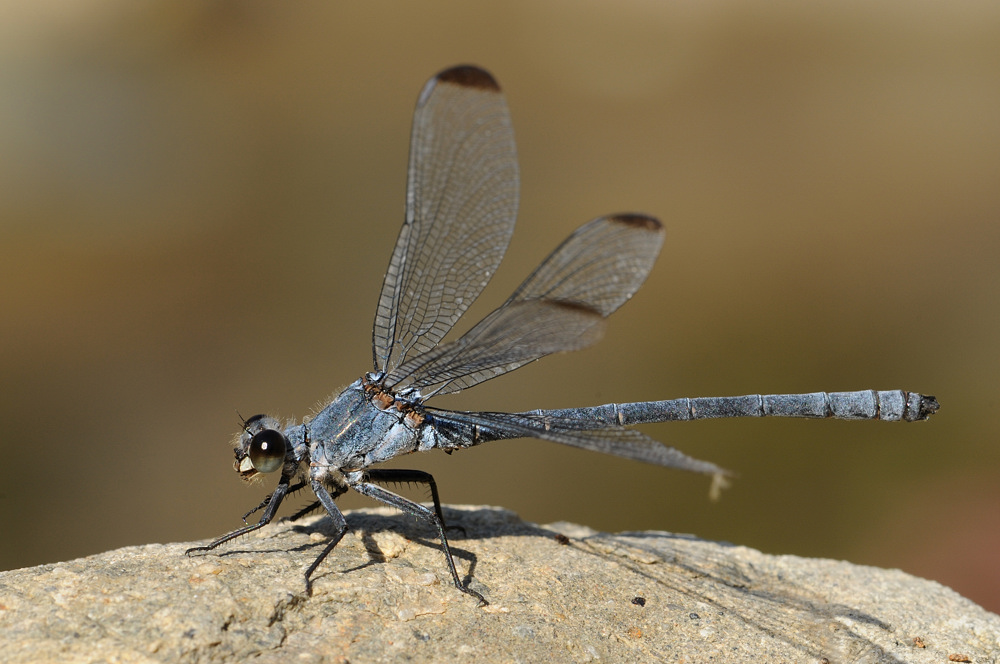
[233,414,290,482]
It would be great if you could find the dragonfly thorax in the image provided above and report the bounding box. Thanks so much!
[305,378,435,473]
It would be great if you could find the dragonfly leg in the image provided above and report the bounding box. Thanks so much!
[240,480,309,523]
[351,477,486,605]
[303,479,349,595]
[186,475,293,555]
[366,468,465,536]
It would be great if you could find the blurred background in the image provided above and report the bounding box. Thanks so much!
[2,1,998,612]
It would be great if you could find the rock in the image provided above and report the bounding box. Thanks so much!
[1,506,997,663]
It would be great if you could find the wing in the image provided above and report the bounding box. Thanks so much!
[385,213,665,395]
[425,407,729,478]
[372,65,519,375]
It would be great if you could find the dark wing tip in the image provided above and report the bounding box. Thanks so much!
[435,65,500,91]
[549,298,604,318]
[610,213,663,232]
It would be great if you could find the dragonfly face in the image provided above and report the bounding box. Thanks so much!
[232,414,292,482]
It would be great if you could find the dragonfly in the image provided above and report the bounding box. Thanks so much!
[186,65,938,605]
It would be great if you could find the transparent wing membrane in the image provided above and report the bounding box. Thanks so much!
[373,66,519,375]
[386,214,664,395]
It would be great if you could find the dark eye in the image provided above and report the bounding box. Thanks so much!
[248,429,287,473]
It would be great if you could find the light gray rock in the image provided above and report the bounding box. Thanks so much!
[1,506,997,663]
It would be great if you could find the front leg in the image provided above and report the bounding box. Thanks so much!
[241,480,309,524]
[186,475,293,556]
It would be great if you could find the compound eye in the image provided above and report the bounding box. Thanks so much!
[248,429,287,473]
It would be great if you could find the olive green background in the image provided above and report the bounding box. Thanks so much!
[2,3,998,611]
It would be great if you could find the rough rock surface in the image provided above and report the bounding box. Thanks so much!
[2,506,997,663]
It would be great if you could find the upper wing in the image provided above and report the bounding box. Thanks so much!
[372,65,519,375]
[385,214,665,395]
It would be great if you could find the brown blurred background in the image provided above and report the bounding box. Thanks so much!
[2,2,998,612]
